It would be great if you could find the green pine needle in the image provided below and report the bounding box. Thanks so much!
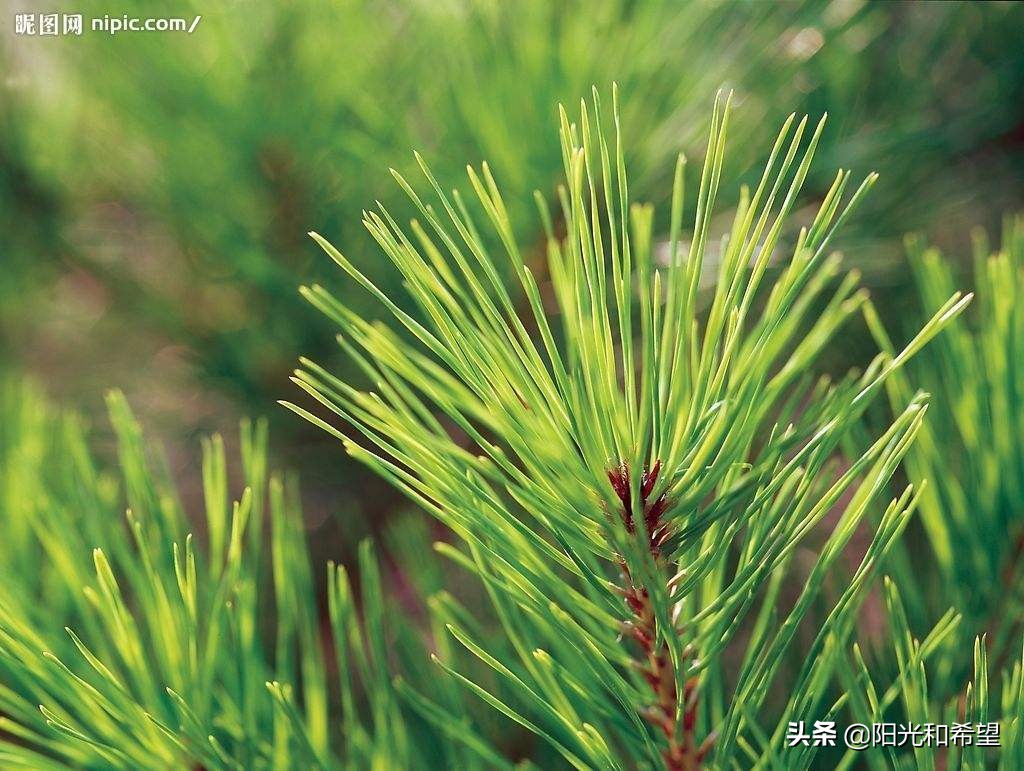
[288,89,967,768]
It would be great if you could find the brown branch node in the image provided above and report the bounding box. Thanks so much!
[607,460,711,771]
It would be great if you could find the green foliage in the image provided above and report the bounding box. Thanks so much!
[0,381,467,769]
[287,90,967,768]
[832,216,1024,769]
[836,579,1024,770]
[2,5,1022,758]
[864,215,1023,655]
[4,0,1020,425]
[1,0,822,405]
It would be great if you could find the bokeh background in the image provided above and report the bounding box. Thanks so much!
[2,0,1023,566]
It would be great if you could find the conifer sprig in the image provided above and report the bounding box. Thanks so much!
[288,88,968,768]
[839,216,1024,769]
[837,577,1024,770]
[864,215,1024,661]
[0,383,463,769]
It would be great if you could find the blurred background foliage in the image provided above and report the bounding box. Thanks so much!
[1,0,1023,551]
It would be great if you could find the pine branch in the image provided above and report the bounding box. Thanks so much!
[289,87,968,768]
[844,215,1024,768]
[0,382,476,769]
[609,460,707,769]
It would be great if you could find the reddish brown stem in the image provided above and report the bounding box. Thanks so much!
[608,461,711,770]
